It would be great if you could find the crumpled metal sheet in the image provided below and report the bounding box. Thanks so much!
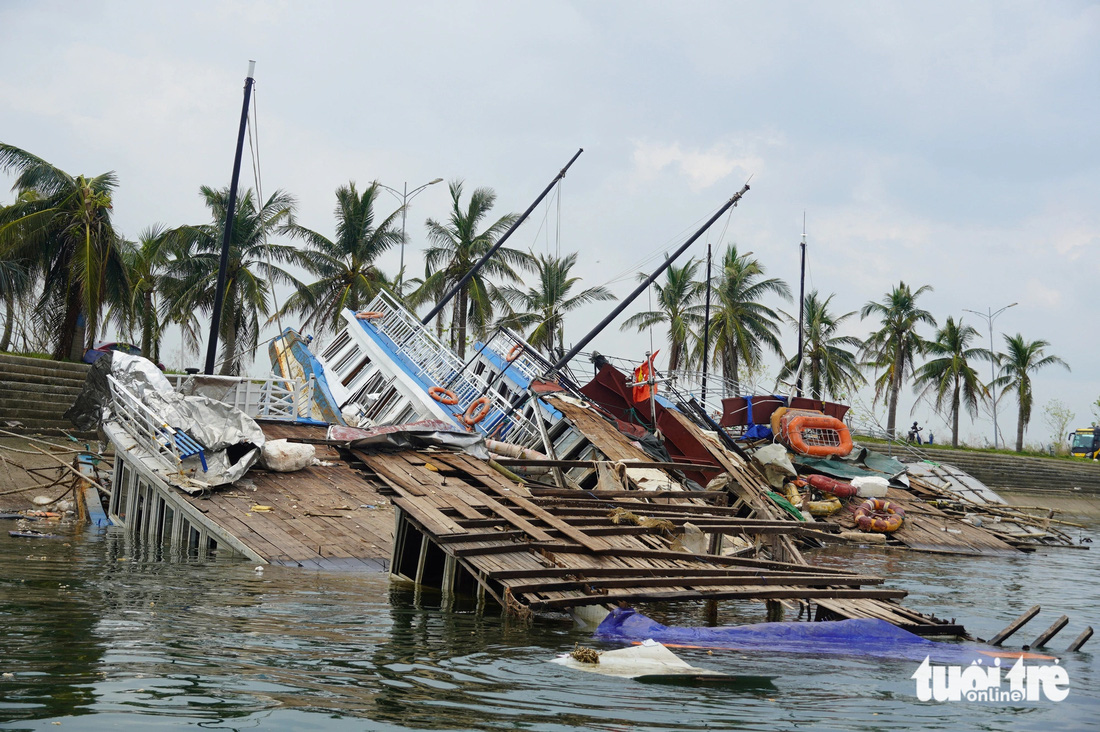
[330,419,489,460]
[108,354,265,487]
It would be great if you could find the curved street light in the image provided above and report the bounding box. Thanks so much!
[964,302,1017,449]
[377,177,444,293]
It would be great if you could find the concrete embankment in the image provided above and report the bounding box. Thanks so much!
[873,441,1100,495]
[0,353,91,437]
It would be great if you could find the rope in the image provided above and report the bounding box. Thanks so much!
[592,207,717,290]
[246,83,285,337]
[555,179,561,258]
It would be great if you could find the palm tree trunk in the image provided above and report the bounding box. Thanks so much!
[886,345,903,439]
[669,340,681,372]
[951,383,960,448]
[54,288,82,361]
[886,371,900,439]
[0,291,13,352]
[1016,399,1025,452]
[141,291,154,359]
[219,321,238,376]
[455,289,469,358]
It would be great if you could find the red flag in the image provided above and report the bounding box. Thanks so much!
[632,351,660,403]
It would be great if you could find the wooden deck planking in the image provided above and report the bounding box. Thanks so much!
[825,487,1019,556]
[172,422,395,566]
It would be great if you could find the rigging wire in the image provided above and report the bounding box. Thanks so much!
[247,83,285,335]
[592,207,717,290]
[555,178,561,258]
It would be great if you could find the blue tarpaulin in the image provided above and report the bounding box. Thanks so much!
[595,608,1009,664]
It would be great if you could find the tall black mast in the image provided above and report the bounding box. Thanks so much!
[701,243,712,403]
[420,148,583,326]
[205,60,256,375]
[795,213,806,397]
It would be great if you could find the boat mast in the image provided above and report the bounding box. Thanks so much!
[205,60,257,375]
[701,243,712,404]
[795,212,806,397]
[420,148,584,326]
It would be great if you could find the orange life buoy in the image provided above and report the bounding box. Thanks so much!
[428,386,459,405]
[853,498,904,533]
[781,413,854,458]
[505,344,524,362]
[355,311,385,320]
[462,396,492,425]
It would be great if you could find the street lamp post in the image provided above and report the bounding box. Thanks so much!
[964,302,1017,449]
[378,178,444,294]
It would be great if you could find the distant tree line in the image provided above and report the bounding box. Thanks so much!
[0,143,1069,451]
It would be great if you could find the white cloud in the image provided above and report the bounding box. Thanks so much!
[630,139,767,191]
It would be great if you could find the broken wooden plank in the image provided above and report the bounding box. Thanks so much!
[1066,626,1093,652]
[1029,615,1069,649]
[505,573,885,595]
[524,586,908,609]
[989,605,1041,646]
[495,458,719,471]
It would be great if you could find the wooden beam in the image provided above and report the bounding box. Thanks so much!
[989,605,1041,646]
[1029,615,1069,649]
[528,488,727,501]
[495,458,718,471]
[505,573,885,595]
[487,566,787,580]
[1066,626,1093,652]
[526,586,908,609]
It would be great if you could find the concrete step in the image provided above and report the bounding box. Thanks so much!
[901,447,1100,494]
[0,422,97,440]
[0,405,78,423]
[0,371,87,391]
[0,416,85,431]
[0,395,78,413]
[0,352,92,376]
[0,363,90,387]
[0,385,83,403]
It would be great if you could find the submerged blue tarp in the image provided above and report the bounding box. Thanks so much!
[595,608,999,664]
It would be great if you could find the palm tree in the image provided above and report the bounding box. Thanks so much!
[912,316,992,447]
[860,281,936,438]
[703,244,790,387]
[499,252,616,358]
[778,290,865,401]
[0,143,129,359]
[993,334,1070,452]
[276,181,403,336]
[620,258,704,372]
[161,186,308,375]
[413,180,523,357]
[118,225,172,364]
[0,195,35,351]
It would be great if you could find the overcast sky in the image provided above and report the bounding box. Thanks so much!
[2,1,1098,447]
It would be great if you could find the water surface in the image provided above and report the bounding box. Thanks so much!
[1,505,1096,731]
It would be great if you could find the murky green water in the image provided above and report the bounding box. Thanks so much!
[1,506,1097,731]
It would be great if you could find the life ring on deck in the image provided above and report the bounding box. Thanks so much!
[462,397,492,425]
[505,344,524,362]
[429,386,459,405]
[782,413,854,458]
[806,473,859,498]
[355,311,385,320]
[853,498,904,533]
